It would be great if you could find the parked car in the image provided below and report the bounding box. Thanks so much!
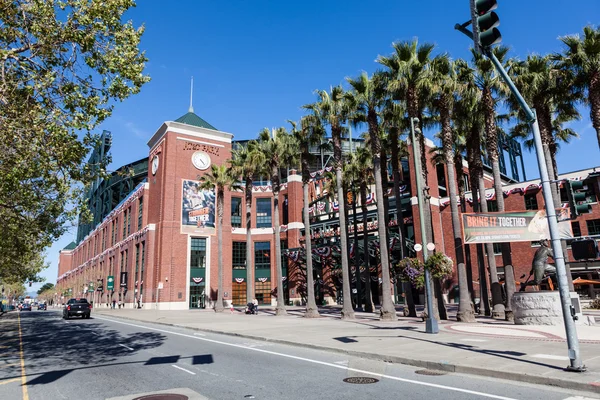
[21,303,32,311]
[38,303,47,310]
[63,298,91,319]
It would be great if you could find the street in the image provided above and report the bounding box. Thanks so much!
[0,309,598,400]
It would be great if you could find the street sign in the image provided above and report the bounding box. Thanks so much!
[88,283,94,293]
[107,275,114,291]
[120,272,128,288]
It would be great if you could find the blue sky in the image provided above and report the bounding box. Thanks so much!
[35,0,600,293]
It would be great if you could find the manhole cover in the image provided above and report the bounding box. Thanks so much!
[133,395,189,400]
[415,369,448,376]
[343,376,379,384]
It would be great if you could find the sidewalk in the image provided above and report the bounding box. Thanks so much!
[95,306,600,395]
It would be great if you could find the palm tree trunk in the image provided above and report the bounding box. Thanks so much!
[390,128,417,318]
[303,183,319,317]
[441,99,475,322]
[589,72,600,151]
[245,179,254,305]
[332,125,355,320]
[468,139,491,316]
[477,175,505,318]
[352,189,362,311]
[360,182,375,313]
[368,112,396,321]
[215,191,225,312]
[273,186,287,316]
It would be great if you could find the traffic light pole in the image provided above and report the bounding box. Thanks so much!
[455,22,585,370]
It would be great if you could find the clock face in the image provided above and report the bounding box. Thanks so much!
[192,151,211,170]
[151,155,159,175]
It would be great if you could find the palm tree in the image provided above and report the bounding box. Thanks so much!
[198,164,241,312]
[304,87,355,320]
[380,99,417,317]
[258,127,298,316]
[467,48,513,319]
[377,40,438,311]
[231,140,265,304]
[557,25,600,150]
[509,54,581,292]
[289,116,323,318]
[346,72,396,321]
[430,54,475,323]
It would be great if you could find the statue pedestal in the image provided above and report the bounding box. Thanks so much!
[512,291,582,326]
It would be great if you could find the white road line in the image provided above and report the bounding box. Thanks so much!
[530,354,570,361]
[171,364,196,375]
[118,344,134,351]
[93,316,516,400]
[193,333,205,336]
[561,397,598,400]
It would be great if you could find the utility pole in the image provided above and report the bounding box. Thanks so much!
[410,117,438,334]
[455,1,585,370]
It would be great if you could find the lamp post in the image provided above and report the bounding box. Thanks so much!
[410,117,438,334]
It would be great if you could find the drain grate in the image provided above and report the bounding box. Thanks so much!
[343,376,380,384]
[415,369,448,376]
[133,395,189,400]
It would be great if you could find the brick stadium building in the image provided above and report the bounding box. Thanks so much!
[56,109,600,310]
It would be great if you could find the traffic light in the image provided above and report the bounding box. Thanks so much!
[476,0,502,48]
[571,238,599,261]
[566,180,591,216]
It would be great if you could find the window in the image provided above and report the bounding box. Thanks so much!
[567,222,581,248]
[140,241,145,295]
[487,200,498,212]
[524,193,538,210]
[255,280,271,305]
[436,164,447,198]
[232,281,247,306]
[126,207,131,236]
[587,219,600,236]
[135,244,140,284]
[231,197,242,228]
[283,195,289,225]
[190,238,207,268]
[111,220,116,245]
[232,242,246,269]
[138,197,143,230]
[492,243,502,255]
[254,242,270,269]
[123,209,127,238]
[256,198,272,228]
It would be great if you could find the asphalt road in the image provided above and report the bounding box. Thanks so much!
[1,309,598,400]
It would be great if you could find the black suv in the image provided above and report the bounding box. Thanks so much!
[63,298,92,319]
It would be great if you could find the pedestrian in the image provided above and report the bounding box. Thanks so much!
[252,298,258,315]
[112,299,116,309]
[137,295,141,309]
[139,293,143,308]
[230,301,234,313]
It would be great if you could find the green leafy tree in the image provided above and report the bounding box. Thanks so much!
[0,0,149,282]
[199,164,241,312]
[37,283,55,296]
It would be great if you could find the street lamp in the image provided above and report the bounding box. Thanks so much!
[410,117,438,334]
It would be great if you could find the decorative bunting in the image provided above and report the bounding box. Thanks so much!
[258,277,268,283]
[192,277,204,284]
[234,278,245,284]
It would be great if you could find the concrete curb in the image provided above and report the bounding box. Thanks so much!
[95,312,600,395]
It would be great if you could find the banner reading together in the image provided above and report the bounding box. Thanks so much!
[462,209,572,244]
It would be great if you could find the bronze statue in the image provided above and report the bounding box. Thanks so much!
[520,239,556,290]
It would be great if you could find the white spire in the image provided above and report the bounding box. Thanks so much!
[188,76,194,113]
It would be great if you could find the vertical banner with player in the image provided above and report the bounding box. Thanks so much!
[182,179,216,229]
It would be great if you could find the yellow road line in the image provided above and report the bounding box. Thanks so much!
[0,377,20,385]
[17,313,28,400]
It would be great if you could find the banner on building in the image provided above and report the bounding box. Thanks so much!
[182,179,215,229]
[462,209,572,244]
[120,272,128,288]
